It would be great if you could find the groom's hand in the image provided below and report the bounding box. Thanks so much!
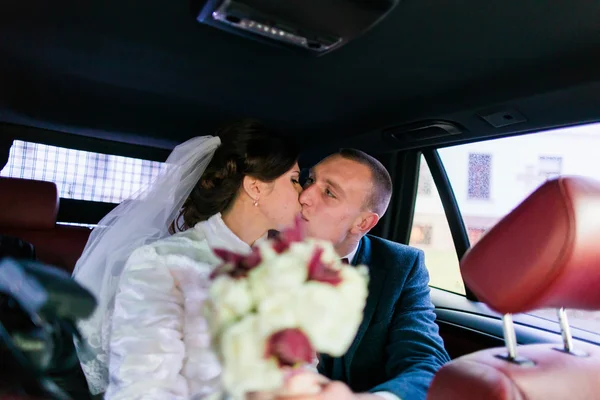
[274,381,382,400]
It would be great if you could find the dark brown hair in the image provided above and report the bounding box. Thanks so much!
[338,148,392,216]
[174,119,298,230]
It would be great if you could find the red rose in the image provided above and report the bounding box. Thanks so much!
[307,247,342,286]
[271,216,306,254]
[210,246,262,280]
[265,328,314,367]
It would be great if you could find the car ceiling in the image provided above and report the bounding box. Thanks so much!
[1,1,600,153]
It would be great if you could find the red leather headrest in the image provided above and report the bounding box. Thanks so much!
[461,177,600,314]
[0,177,58,229]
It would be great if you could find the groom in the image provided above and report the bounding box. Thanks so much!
[291,149,450,400]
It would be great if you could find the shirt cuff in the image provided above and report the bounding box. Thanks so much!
[373,391,401,400]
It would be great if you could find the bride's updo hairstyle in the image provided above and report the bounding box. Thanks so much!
[175,119,299,231]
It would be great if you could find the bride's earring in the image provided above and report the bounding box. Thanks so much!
[254,198,259,207]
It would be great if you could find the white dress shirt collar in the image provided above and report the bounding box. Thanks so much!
[342,243,360,265]
[197,212,268,255]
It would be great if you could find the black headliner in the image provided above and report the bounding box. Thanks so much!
[2,1,600,152]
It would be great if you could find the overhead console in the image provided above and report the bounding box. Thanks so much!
[193,0,400,55]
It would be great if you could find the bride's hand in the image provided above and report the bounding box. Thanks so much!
[277,368,329,397]
[246,392,276,400]
[245,368,329,400]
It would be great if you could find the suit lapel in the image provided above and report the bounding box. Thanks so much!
[343,236,388,380]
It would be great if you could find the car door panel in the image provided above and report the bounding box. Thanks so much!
[431,288,600,359]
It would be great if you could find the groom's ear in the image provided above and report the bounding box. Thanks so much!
[350,212,379,235]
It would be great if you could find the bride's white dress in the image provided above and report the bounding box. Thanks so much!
[89,213,256,399]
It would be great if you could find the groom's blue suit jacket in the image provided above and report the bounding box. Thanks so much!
[318,235,450,400]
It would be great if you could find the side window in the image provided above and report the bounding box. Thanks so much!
[1,140,165,204]
[410,156,466,295]
[439,124,600,332]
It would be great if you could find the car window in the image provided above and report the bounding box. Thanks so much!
[438,123,600,333]
[1,140,165,204]
[410,155,466,295]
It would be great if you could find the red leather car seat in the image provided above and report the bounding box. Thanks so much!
[0,177,91,272]
[428,177,600,400]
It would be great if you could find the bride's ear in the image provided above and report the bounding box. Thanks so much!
[242,175,261,203]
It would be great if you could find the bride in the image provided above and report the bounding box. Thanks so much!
[72,120,303,399]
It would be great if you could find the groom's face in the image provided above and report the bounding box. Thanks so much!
[299,155,372,248]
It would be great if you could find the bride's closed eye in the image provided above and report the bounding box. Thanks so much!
[291,174,301,186]
[291,176,302,194]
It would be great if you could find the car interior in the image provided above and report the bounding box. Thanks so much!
[1,1,599,399]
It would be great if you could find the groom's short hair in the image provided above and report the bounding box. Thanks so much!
[337,148,392,216]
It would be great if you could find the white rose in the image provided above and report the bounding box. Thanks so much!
[248,238,343,303]
[210,275,254,315]
[221,315,283,399]
[287,239,340,267]
[256,291,299,337]
[255,240,279,261]
[338,265,370,307]
[207,275,253,333]
[293,275,368,356]
[248,252,308,304]
[205,300,237,336]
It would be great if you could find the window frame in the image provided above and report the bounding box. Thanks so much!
[421,150,477,300]
[384,149,476,299]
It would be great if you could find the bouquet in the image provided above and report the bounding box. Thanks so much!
[205,220,369,399]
